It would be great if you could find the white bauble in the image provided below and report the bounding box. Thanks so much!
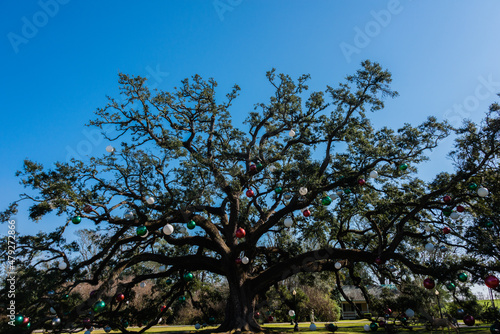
[299,187,308,195]
[268,165,277,172]
[58,262,67,270]
[288,310,295,317]
[146,196,155,205]
[369,170,379,179]
[477,187,489,197]
[364,324,371,331]
[140,282,146,288]
[406,308,415,318]
[242,256,249,264]
[450,212,459,220]
[140,230,149,238]
[284,217,293,228]
[334,262,342,270]
[425,243,435,251]
[289,129,296,137]
[105,145,114,153]
[163,224,174,235]
[309,323,317,331]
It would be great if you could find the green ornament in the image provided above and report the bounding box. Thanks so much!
[136,226,148,236]
[63,294,69,299]
[344,189,352,194]
[187,220,196,229]
[14,314,24,326]
[72,216,81,224]
[370,322,378,331]
[274,187,283,194]
[209,317,215,323]
[468,182,478,190]
[178,296,186,302]
[25,322,31,329]
[122,320,129,328]
[93,300,106,312]
[446,282,456,291]
[183,272,194,281]
[256,163,263,171]
[442,208,452,217]
[399,163,408,171]
[321,196,332,206]
[458,272,468,282]
[166,279,173,284]
[490,322,500,334]
[486,221,494,228]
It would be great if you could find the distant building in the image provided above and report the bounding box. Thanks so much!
[339,285,399,320]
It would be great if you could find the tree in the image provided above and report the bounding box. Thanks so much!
[1,61,499,333]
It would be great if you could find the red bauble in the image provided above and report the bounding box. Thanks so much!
[463,315,475,326]
[83,318,92,329]
[116,293,125,302]
[246,189,254,197]
[485,275,499,289]
[235,228,246,238]
[379,320,386,328]
[375,257,383,265]
[255,312,261,317]
[442,227,451,234]
[443,195,451,203]
[456,205,465,213]
[267,316,274,322]
[303,209,311,217]
[249,164,257,172]
[385,308,392,315]
[423,278,435,289]
[235,258,242,264]
[160,305,167,312]
[358,179,366,185]
[83,205,93,213]
[22,317,30,326]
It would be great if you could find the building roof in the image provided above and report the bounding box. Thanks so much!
[339,284,399,302]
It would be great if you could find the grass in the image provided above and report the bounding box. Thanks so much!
[70,319,495,334]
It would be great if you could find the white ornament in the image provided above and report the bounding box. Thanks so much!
[124,211,134,220]
[309,323,317,331]
[288,310,295,317]
[140,282,146,288]
[450,212,459,220]
[140,230,149,238]
[334,262,342,270]
[299,187,308,195]
[105,145,114,153]
[146,196,155,205]
[242,256,249,264]
[289,129,296,137]
[369,170,379,179]
[477,187,489,197]
[406,308,415,318]
[364,324,371,331]
[163,224,174,235]
[268,165,277,172]
[284,217,293,228]
[50,307,56,314]
[425,243,435,252]
[58,262,67,270]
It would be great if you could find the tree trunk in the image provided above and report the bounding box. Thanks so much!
[217,278,261,333]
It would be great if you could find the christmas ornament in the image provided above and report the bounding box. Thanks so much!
[140,282,146,288]
[335,262,342,270]
[399,163,408,171]
[450,212,459,220]
[456,205,465,212]
[146,196,155,205]
[485,275,499,289]
[442,208,452,217]
[116,293,125,302]
[235,228,246,238]
[442,227,451,234]
[124,211,134,220]
[425,243,435,251]
[256,162,263,171]
[93,300,106,312]
[364,324,371,331]
[284,217,293,227]
[284,192,292,200]
[72,216,81,224]
[458,272,468,282]
[242,256,249,264]
[288,310,295,317]
[268,165,277,172]
[159,265,166,272]
[106,145,114,153]
[487,221,494,228]
[195,323,201,329]
[405,309,415,317]
[423,278,435,289]
[477,187,489,197]
[136,226,148,236]
[52,318,61,327]
[310,323,317,331]
[388,265,397,272]
[83,205,93,213]
[289,129,296,137]
[275,186,283,194]
[14,314,24,326]
[369,170,378,178]
[59,262,67,270]
[370,322,378,331]
[463,315,475,326]
[358,179,366,185]
[299,187,308,195]
[187,220,196,229]
[246,189,255,197]
[443,195,451,203]
[321,196,332,206]
[104,326,112,333]
[166,279,173,284]
[468,182,478,190]
[267,315,274,322]
[163,224,174,235]
[50,307,56,314]
[183,272,194,282]
[249,164,257,172]
[303,209,311,217]
[439,245,448,252]
[235,258,242,264]
[344,188,352,194]
[446,282,456,291]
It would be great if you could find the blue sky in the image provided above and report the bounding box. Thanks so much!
[1,0,500,278]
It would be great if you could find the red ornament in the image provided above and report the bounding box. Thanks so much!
[423,278,435,289]
[22,317,30,326]
[375,257,383,265]
[485,275,499,289]
[463,315,475,326]
[255,312,261,317]
[267,316,274,322]
[358,179,366,185]
[379,320,386,328]
[385,308,392,315]
[235,258,242,264]
[443,195,451,203]
[116,293,125,302]
[250,164,257,172]
[442,227,451,234]
[456,205,465,213]
[246,189,254,197]
[83,318,92,329]
[303,209,311,217]
[83,205,93,213]
[160,305,167,312]
[235,228,246,238]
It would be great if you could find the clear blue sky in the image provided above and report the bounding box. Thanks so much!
[1,0,500,252]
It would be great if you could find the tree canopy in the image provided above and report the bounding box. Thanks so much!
[1,60,499,333]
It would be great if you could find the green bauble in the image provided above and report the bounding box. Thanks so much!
[344,189,352,194]
[399,163,408,171]
[256,162,263,171]
[486,221,494,228]
[72,216,81,224]
[178,296,186,302]
[209,317,215,323]
[370,322,378,331]
[183,272,194,281]
[122,320,129,328]
[187,220,196,229]
[25,322,31,329]
[468,182,478,190]
[14,314,24,326]
[136,226,148,236]
[166,279,173,284]
[321,196,332,206]
[446,282,456,291]
[93,300,106,312]
[274,187,283,194]
[458,272,468,282]
[63,294,69,299]
[442,209,452,217]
